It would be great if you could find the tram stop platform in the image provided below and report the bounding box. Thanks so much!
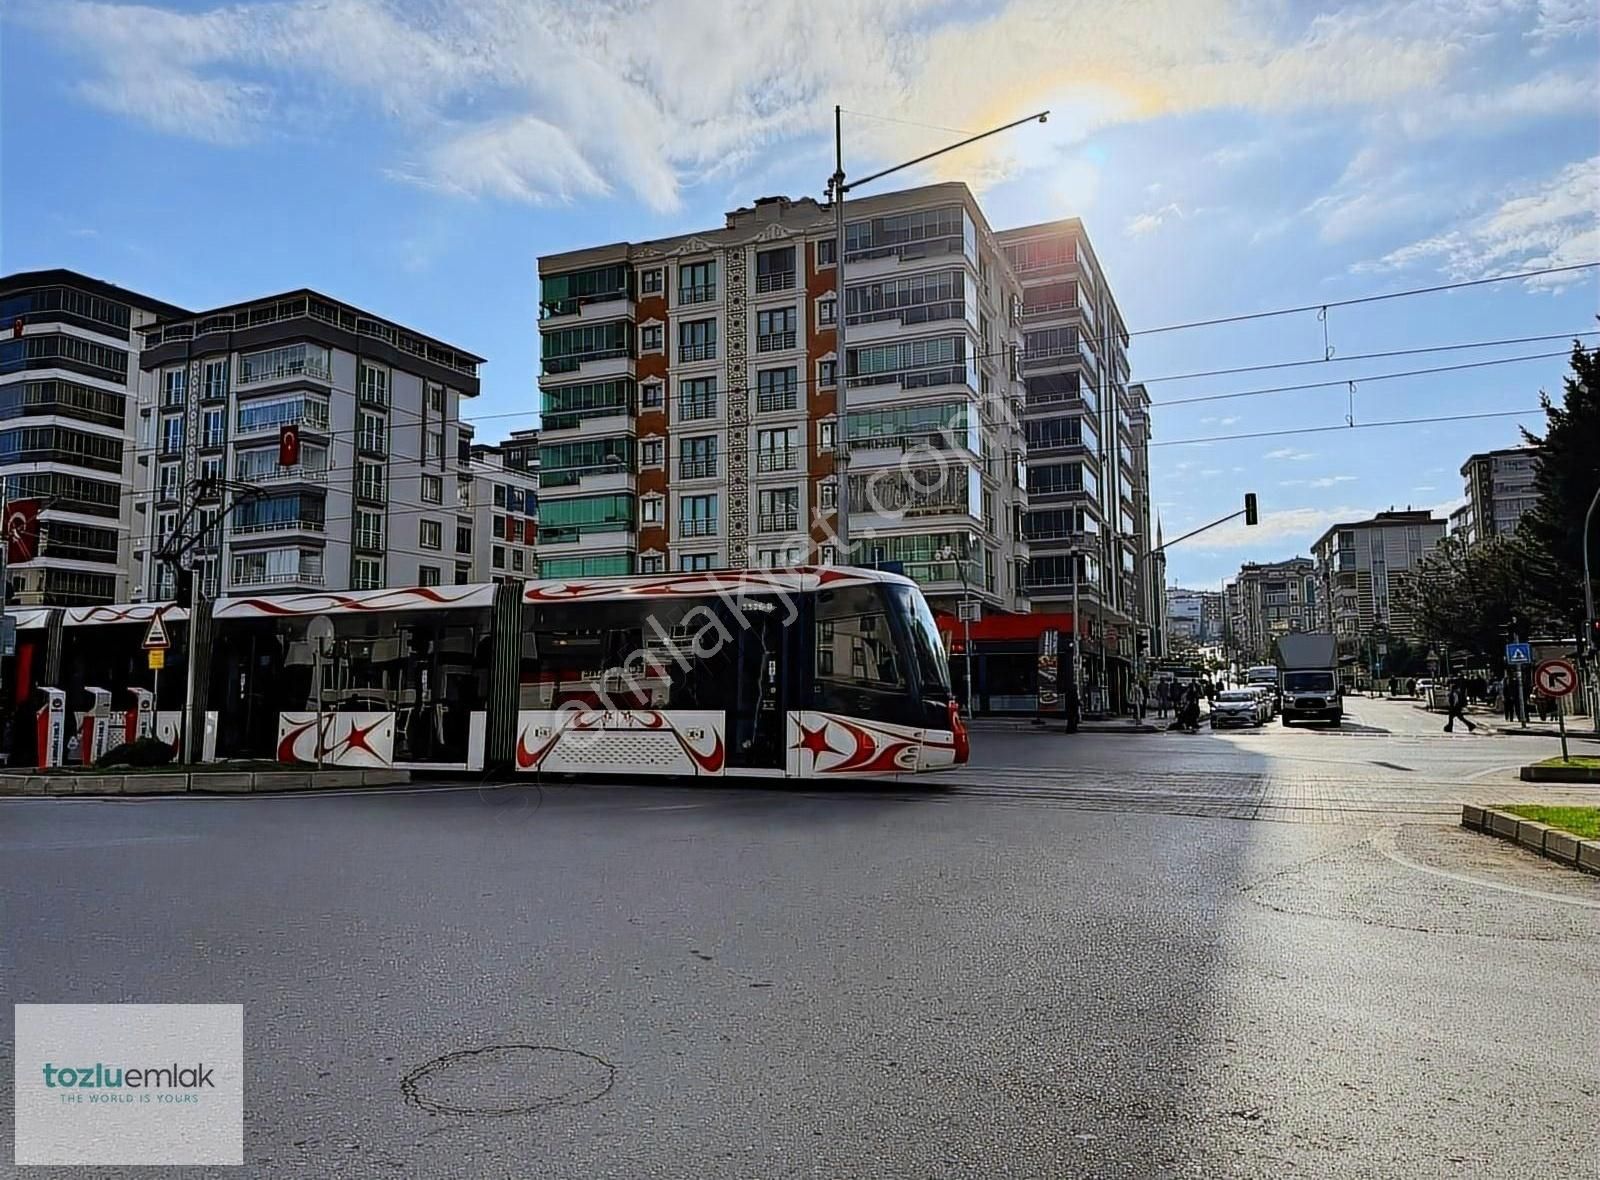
[0,766,411,797]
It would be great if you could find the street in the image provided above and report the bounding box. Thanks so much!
[3,695,1598,1178]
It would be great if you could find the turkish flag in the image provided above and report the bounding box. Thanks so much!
[5,499,40,563]
[278,424,300,467]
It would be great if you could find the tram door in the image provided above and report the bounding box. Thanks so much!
[725,597,789,771]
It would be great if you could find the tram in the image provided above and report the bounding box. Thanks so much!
[0,567,967,779]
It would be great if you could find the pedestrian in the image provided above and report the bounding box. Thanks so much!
[1444,678,1478,733]
[1130,681,1145,722]
[1536,692,1552,722]
[1154,680,1169,719]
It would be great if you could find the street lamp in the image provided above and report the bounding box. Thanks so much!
[829,105,1049,555]
[1584,483,1599,732]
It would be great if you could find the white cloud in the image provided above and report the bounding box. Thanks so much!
[1280,474,1357,488]
[1412,484,1436,492]
[1126,202,1207,238]
[1196,504,1369,550]
[1264,447,1316,461]
[25,0,1464,210]
[1354,155,1600,289]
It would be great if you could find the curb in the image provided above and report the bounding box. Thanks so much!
[1520,764,1600,783]
[1460,804,1600,875]
[0,768,412,797]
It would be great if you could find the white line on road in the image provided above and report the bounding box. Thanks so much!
[1371,827,1600,910]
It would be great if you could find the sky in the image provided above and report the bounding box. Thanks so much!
[2,0,1596,591]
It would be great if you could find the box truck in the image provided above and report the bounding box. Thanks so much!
[1276,634,1342,727]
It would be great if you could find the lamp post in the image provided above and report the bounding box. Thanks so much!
[829,105,1048,556]
[1584,483,1599,732]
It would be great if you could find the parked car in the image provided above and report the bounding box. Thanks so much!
[1249,685,1277,718]
[1212,689,1268,728]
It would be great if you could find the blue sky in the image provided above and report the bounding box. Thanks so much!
[3,0,1596,590]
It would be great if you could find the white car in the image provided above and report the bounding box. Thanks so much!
[1248,685,1277,717]
[1212,689,1267,728]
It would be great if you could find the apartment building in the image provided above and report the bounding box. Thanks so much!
[0,269,189,605]
[1456,446,1540,546]
[535,182,1031,613]
[499,426,539,476]
[132,291,483,598]
[1227,557,1317,664]
[466,436,539,583]
[1167,587,1225,645]
[1309,510,1446,644]
[996,220,1148,693]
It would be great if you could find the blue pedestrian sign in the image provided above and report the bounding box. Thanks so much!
[1505,642,1533,665]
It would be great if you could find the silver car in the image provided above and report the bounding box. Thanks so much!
[1212,689,1267,728]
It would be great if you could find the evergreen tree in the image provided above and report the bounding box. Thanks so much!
[1519,338,1600,630]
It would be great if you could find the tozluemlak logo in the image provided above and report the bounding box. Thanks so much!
[43,1063,215,1090]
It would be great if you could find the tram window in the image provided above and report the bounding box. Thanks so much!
[814,586,907,717]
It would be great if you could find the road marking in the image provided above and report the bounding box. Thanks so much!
[641,804,705,811]
[1371,827,1600,910]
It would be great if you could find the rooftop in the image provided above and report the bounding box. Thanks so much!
[0,267,190,321]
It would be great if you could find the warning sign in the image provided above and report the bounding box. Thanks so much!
[147,649,166,671]
[143,615,171,650]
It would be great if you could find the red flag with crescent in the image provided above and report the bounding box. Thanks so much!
[5,499,40,563]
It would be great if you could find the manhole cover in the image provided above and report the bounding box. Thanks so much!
[401,1045,615,1116]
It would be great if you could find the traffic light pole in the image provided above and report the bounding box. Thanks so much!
[1583,483,1598,732]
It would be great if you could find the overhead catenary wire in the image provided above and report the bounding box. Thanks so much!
[1149,407,1548,449]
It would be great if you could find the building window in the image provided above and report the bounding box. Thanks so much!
[642,381,664,409]
[512,549,524,572]
[421,474,443,504]
[199,454,223,485]
[357,460,385,502]
[493,544,505,569]
[678,318,717,362]
[641,438,664,467]
[351,556,382,589]
[639,554,664,573]
[756,427,797,472]
[359,363,389,406]
[161,415,184,456]
[201,408,225,449]
[640,268,663,295]
[678,260,717,304]
[818,358,836,388]
[818,419,836,452]
[358,410,387,456]
[755,246,796,293]
[816,238,836,267]
[419,519,442,550]
[819,480,837,508]
[355,508,383,551]
[456,522,473,553]
[493,513,505,537]
[425,429,444,461]
[640,324,663,353]
[642,496,662,524]
[758,487,799,532]
[756,367,798,413]
[756,307,797,352]
[679,376,718,421]
[680,494,718,537]
[457,478,471,508]
[163,369,187,408]
[493,483,507,508]
[455,562,472,584]
[821,543,837,565]
[428,385,445,414]
[679,552,714,572]
[202,360,228,400]
[418,565,441,587]
[679,436,718,479]
[817,297,836,327]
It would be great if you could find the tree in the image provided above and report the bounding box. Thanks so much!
[1400,533,1539,667]
[1519,338,1600,631]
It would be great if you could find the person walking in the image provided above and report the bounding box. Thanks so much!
[1444,677,1478,733]
[1500,677,1516,722]
[1154,680,1169,720]
[1131,680,1147,723]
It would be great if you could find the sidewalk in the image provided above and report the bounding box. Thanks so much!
[967,716,1159,735]
[1408,699,1600,741]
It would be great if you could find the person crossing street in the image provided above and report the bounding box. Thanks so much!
[1444,677,1478,733]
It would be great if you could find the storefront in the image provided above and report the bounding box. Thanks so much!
[934,611,1078,716]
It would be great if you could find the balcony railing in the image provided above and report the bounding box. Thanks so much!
[755,271,796,293]
[678,343,716,363]
[542,347,630,376]
[899,558,984,587]
[242,465,329,486]
[358,433,388,457]
[232,518,326,536]
[679,398,718,422]
[757,331,797,352]
[359,382,388,408]
[1022,347,1080,370]
[539,291,630,319]
[679,459,717,479]
[356,480,386,502]
[679,284,717,305]
[756,448,796,473]
[1022,300,1079,320]
[232,568,325,588]
[237,356,331,388]
[679,517,718,537]
[758,511,799,532]
[236,407,330,436]
[757,390,798,413]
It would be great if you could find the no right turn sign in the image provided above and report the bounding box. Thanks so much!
[1534,658,1577,699]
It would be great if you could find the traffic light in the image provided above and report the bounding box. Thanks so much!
[1244,493,1259,526]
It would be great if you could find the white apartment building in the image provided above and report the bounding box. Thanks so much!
[131,291,484,598]
[536,182,1031,614]
[0,270,189,605]
[1227,558,1317,664]
[1457,446,1540,546]
[466,432,539,583]
[1309,510,1446,643]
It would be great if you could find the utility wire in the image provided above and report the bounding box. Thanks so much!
[1150,407,1547,449]
[838,108,977,136]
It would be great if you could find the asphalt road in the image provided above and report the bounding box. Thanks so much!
[3,695,1598,1178]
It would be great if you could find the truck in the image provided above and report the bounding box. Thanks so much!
[1275,634,1342,727]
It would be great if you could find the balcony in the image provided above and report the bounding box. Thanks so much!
[356,479,386,504]
[538,464,636,493]
[678,459,718,480]
[758,511,799,532]
[756,331,797,353]
[756,390,798,413]
[679,517,719,538]
[235,405,330,438]
[678,343,716,363]
[755,272,795,294]
[1021,299,1081,322]
[236,355,331,389]
[678,397,719,423]
[538,292,633,324]
[357,432,388,457]
[231,568,325,588]
[242,464,330,487]
[231,518,327,539]
[756,449,797,473]
[1021,346,1080,371]
[679,284,717,306]
[899,559,985,593]
[540,349,633,381]
[537,523,635,550]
